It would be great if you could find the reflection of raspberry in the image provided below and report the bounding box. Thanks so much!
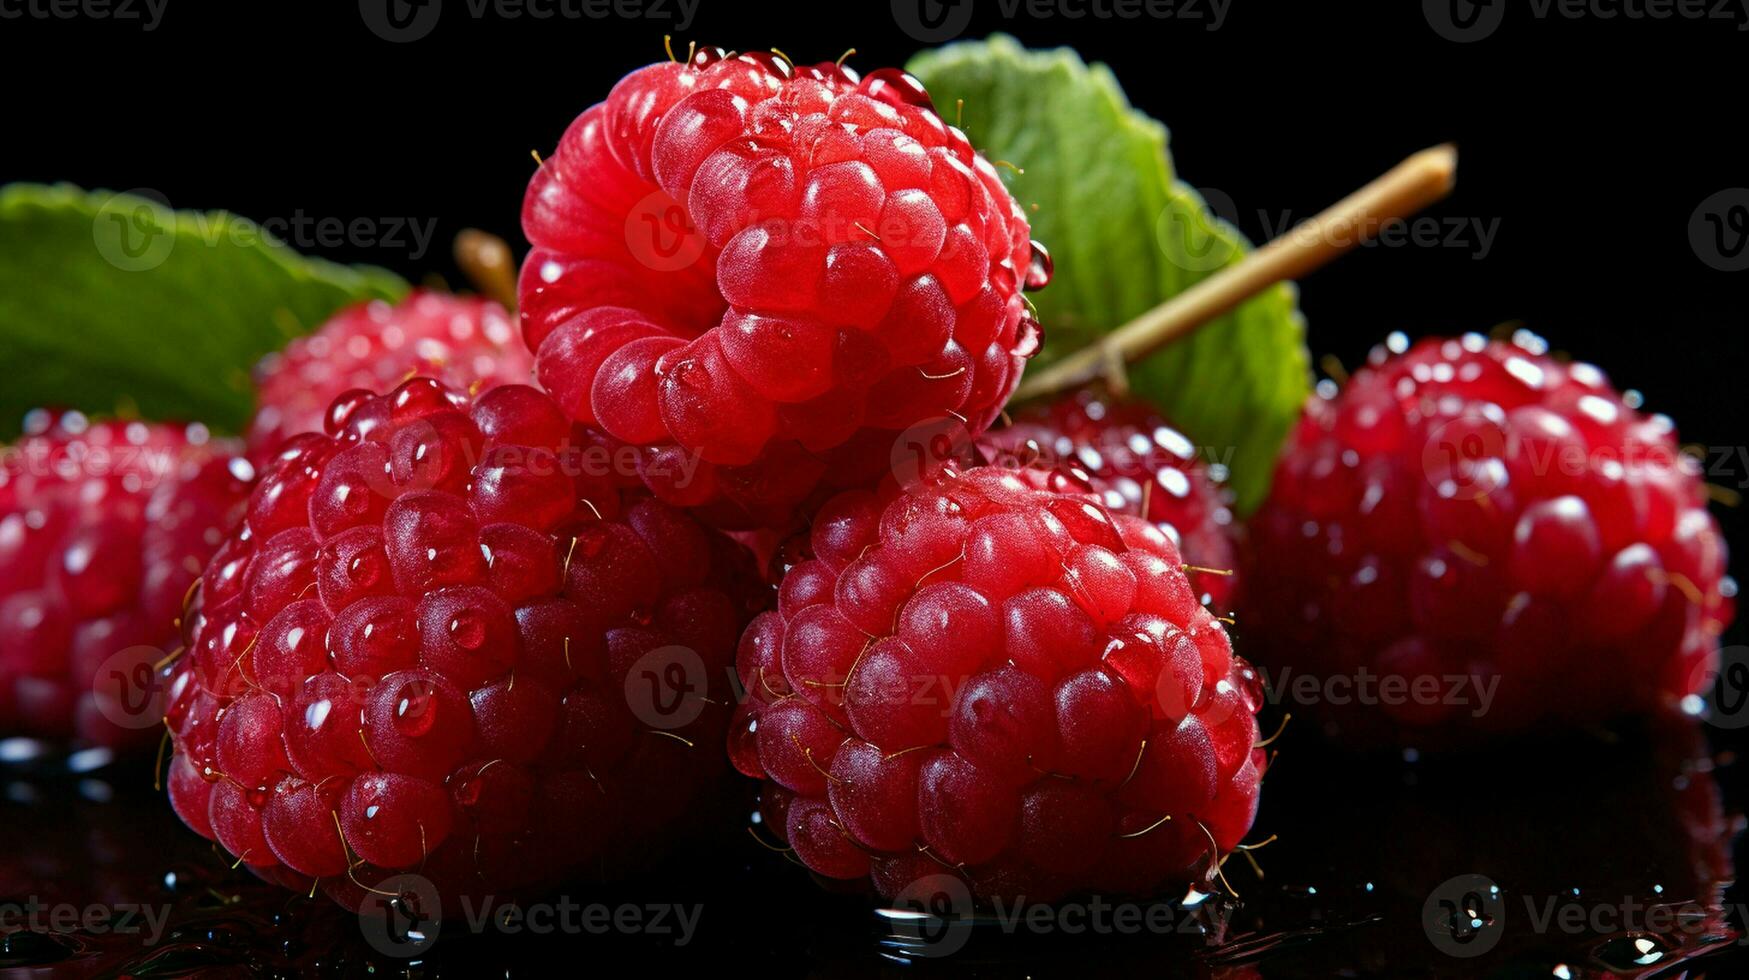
[165,379,766,910]
[1247,332,1735,740]
[1255,711,1732,973]
[248,292,532,458]
[984,388,1241,612]
[520,51,1046,529]
[729,464,1264,903]
[0,413,250,748]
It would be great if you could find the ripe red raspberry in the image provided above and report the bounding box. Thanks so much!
[248,292,532,458]
[1247,332,1736,740]
[728,464,1265,903]
[0,413,250,749]
[983,388,1242,612]
[163,378,765,909]
[520,50,1047,529]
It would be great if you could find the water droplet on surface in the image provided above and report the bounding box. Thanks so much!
[1592,933,1676,970]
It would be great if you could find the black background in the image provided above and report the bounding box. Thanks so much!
[3,1,1747,974]
[3,0,1741,567]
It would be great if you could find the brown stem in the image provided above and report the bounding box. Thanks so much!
[453,229,519,312]
[1012,143,1458,402]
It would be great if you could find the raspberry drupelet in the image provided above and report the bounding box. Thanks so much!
[729,464,1265,903]
[0,413,251,749]
[520,50,1047,529]
[248,292,533,459]
[983,387,1242,613]
[163,378,767,909]
[1246,332,1735,742]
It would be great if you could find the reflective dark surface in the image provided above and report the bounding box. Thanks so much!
[2,3,1744,977]
[4,707,1745,978]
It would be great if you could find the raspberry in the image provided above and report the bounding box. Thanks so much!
[520,51,1048,528]
[247,292,532,458]
[0,413,251,749]
[729,464,1265,903]
[164,378,766,909]
[1247,332,1735,740]
[983,388,1242,612]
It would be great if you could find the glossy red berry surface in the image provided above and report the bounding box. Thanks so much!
[984,388,1241,613]
[164,379,766,909]
[730,464,1265,903]
[0,413,251,749]
[1247,332,1736,741]
[248,292,532,458]
[520,52,1045,529]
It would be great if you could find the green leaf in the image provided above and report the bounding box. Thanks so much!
[0,183,408,438]
[908,36,1310,514]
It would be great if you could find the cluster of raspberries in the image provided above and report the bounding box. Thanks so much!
[0,48,1731,918]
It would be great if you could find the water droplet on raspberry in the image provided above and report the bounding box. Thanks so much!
[1024,240,1053,291]
[857,67,935,112]
[393,677,440,736]
[1011,314,1043,359]
[449,611,484,650]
